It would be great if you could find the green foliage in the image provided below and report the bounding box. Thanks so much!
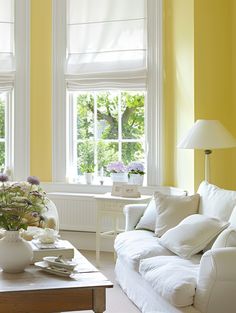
[76,91,145,175]
[77,141,94,174]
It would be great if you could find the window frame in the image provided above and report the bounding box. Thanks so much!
[52,0,163,186]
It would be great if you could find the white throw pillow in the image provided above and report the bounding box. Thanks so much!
[135,198,156,231]
[159,214,229,258]
[211,227,236,249]
[154,192,200,237]
[197,181,236,221]
[139,255,199,307]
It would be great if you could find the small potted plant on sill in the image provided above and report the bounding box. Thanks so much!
[127,162,145,185]
[81,164,95,185]
[107,161,128,183]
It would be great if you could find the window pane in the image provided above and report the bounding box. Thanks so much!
[97,141,118,174]
[77,92,94,140]
[77,141,94,174]
[121,91,145,139]
[0,97,5,138]
[122,142,144,165]
[97,91,118,140]
[0,142,5,168]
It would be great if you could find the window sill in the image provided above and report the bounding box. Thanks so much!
[41,181,184,196]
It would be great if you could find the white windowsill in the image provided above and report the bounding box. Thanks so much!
[42,181,185,196]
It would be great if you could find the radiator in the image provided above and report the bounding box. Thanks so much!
[47,193,124,232]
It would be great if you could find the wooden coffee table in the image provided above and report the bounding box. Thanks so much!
[0,246,113,313]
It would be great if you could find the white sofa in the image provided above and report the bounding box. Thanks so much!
[114,181,236,313]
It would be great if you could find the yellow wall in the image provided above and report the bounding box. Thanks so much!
[30,0,52,181]
[194,0,235,190]
[232,0,236,187]
[164,0,195,192]
[164,0,236,191]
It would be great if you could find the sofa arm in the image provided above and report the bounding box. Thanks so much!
[194,247,236,313]
[123,204,147,231]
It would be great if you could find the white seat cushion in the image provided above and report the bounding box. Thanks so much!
[114,230,174,271]
[139,255,200,307]
[198,181,236,221]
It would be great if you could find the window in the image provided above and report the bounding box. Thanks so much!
[53,0,163,186]
[0,0,30,180]
[71,90,145,178]
[66,0,147,181]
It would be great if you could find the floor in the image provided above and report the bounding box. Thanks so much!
[67,250,141,313]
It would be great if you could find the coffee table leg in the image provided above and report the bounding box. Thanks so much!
[93,287,106,313]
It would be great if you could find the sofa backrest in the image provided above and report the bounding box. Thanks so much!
[197,181,236,222]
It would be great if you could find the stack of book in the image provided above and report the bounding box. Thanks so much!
[29,240,74,263]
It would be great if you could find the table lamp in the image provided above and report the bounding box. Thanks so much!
[178,119,236,181]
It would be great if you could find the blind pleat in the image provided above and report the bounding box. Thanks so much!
[66,70,147,91]
[66,0,147,89]
[0,74,14,93]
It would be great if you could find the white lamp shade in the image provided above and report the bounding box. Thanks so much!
[178,120,236,150]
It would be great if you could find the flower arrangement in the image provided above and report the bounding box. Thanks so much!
[107,161,126,173]
[127,162,145,175]
[0,175,48,231]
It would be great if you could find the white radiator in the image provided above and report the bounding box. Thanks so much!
[47,193,124,232]
[46,187,185,233]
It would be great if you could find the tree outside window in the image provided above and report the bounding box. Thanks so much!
[75,90,145,177]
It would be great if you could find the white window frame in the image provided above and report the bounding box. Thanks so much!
[0,0,30,180]
[52,0,163,186]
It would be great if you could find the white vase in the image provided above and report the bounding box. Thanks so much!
[129,173,144,185]
[111,172,128,183]
[84,172,93,184]
[0,231,33,273]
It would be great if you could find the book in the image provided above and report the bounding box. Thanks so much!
[29,240,75,264]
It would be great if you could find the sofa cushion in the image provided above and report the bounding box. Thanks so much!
[135,198,156,232]
[114,230,174,271]
[154,192,200,237]
[159,214,229,258]
[139,255,200,307]
[211,227,236,249]
[197,181,236,221]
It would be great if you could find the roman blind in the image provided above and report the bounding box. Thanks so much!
[66,0,147,90]
[0,0,14,92]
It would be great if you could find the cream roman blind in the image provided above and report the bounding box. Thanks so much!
[66,0,147,90]
[0,0,14,92]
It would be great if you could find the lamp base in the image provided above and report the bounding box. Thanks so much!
[204,150,212,181]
